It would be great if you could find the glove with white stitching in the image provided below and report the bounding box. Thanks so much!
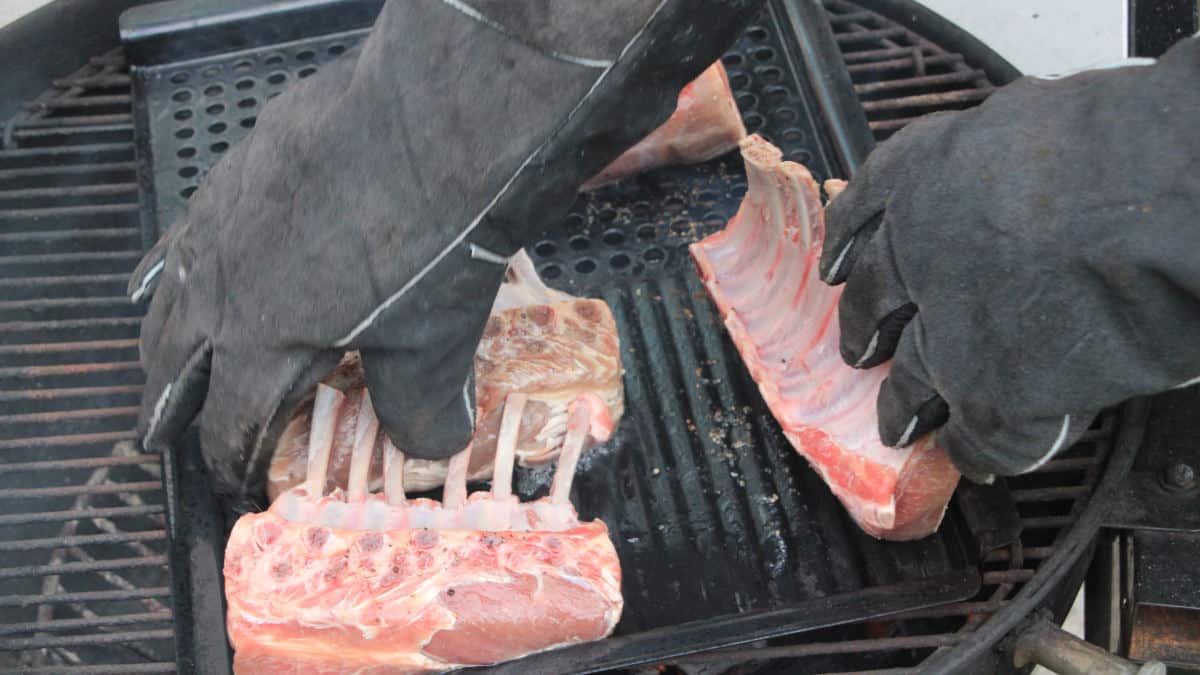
[821,37,1200,482]
[128,0,763,508]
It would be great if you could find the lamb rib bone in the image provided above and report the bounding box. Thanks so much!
[266,249,624,501]
[689,134,960,541]
[225,382,622,673]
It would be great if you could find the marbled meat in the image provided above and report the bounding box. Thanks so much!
[583,62,746,189]
[267,250,624,500]
[227,385,622,673]
[690,135,960,540]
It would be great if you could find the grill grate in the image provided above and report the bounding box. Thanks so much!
[130,4,991,655]
[823,0,997,142]
[0,0,1117,671]
[0,51,176,674]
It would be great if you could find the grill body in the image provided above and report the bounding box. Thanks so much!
[0,1,1165,673]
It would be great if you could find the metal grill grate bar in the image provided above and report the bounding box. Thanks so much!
[0,278,134,303]
[0,297,143,324]
[0,531,166,553]
[0,504,164,527]
[841,45,937,63]
[0,429,138,452]
[0,387,143,417]
[0,587,171,609]
[0,454,157,475]
[846,53,963,74]
[0,611,172,636]
[0,556,169,581]
[53,75,133,89]
[0,482,162,500]
[24,96,133,111]
[0,183,138,200]
[854,69,987,95]
[0,161,136,184]
[17,115,137,130]
[0,143,134,168]
[859,87,992,111]
[0,206,138,223]
[10,663,175,674]
[835,26,907,44]
[0,317,141,343]
[0,629,174,651]
[0,228,140,256]
[9,124,134,144]
[0,361,143,392]
[0,252,143,279]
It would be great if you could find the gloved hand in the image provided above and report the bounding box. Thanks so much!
[128,0,763,508]
[820,37,1200,482]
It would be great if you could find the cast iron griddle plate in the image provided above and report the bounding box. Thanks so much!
[125,0,978,663]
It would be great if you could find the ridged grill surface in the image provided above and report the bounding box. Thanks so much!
[0,51,175,674]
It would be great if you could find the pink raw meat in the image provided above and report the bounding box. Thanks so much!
[690,135,960,540]
[226,385,622,673]
[583,62,747,189]
[266,250,624,501]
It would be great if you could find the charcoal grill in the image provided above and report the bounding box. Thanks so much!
[0,1,1192,673]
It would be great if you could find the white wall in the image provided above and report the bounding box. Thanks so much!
[1,0,1130,74]
[0,0,56,30]
[916,0,1127,76]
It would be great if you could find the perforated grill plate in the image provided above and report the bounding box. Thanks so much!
[130,0,973,645]
[140,31,364,228]
[529,26,827,292]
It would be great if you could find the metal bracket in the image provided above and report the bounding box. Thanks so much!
[1104,469,1200,532]
[1103,386,1200,532]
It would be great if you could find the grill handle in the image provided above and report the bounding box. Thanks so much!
[1012,614,1164,675]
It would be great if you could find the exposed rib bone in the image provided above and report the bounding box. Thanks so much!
[304,384,347,498]
[347,392,379,503]
[382,434,406,506]
[443,444,472,510]
[492,393,527,500]
[551,399,592,505]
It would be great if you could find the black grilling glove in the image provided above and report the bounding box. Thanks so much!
[820,37,1200,482]
[128,0,763,508]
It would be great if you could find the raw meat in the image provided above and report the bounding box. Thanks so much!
[267,250,624,500]
[226,385,623,673]
[690,135,960,540]
[583,62,747,190]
